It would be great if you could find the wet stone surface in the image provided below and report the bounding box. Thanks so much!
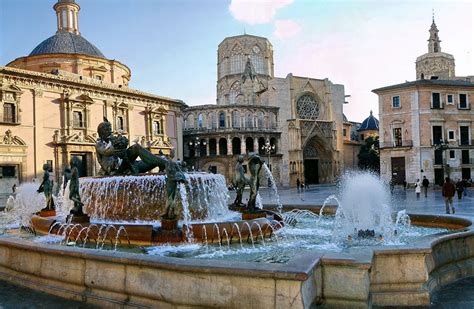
[429,276,474,308]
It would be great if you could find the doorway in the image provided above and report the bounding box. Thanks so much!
[390,157,406,185]
[434,168,444,186]
[304,159,319,184]
[71,154,88,177]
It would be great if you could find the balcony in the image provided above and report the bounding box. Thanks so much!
[380,140,413,149]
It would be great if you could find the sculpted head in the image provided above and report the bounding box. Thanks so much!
[237,155,244,163]
[97,120,112,140]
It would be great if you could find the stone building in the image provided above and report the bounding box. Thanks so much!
[0,0,184,200]
[373,18,474,185]
[184,34,353,186]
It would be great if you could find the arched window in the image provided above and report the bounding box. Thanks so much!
[198,113,203,128]
[219,112,226,128]
[232,137,241,155]
[246,113,253,128]
[245,137,254,153]
[153,121,162,135]
[230,44,245,74]
[296,94,319,120]
[250,45,265,74]
[208,112,216,129]
[229,81,241,104]
[186,114,195,129]
[219,138,228,155]
[257,112,264,128]
[232,111,240,128]
[116,116,124,131]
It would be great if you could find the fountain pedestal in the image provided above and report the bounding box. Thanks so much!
[67,214,90,224]
[153,218,183,243]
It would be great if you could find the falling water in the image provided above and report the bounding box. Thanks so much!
[179,182,194,242]
[0,183,46,227]
[262,164,283,213]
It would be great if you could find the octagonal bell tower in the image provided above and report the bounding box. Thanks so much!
[216,35,274,105]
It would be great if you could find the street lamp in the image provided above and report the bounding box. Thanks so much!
[188,137,206,171]
[434,138,450,177]
[261,139,275,171]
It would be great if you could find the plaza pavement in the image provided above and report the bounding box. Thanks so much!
[231,185,474,218]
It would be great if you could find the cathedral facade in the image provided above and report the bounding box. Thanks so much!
[0,0,184,200]
[374,18,474,185]
[183,34,353,186]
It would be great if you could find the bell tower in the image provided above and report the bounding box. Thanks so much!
[53,0,80,35]
[415,15,455,80]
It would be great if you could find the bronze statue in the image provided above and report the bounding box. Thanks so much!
[164,150,187,219]
[37,163,54,211]
[96,119,167,175]
[69,157,85,216]
[232,155,248,207]
[62,165,72,191]
[247,153,264,211]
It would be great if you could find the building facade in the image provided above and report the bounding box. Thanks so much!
[374,18,474,185]
[0,0,184,200]
[184,34,354,186]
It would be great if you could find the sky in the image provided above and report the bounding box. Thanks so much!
[1,0,473,122]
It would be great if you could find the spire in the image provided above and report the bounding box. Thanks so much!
[53,0,81,35]
[370,110,373,116]
[428,13,441,53]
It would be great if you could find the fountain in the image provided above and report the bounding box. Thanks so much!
[0,125,473,308]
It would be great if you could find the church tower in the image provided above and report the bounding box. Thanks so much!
[54,0,81,35]
[415,16,455,80]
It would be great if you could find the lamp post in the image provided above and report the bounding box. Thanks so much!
[261,139,275,171]
[189,137,206,171]
[435,139,450,177]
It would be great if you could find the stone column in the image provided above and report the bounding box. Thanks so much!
[253,138,259,153]
[227,135,232,155]
[216,140,220,156]
[241,135,246,154]
[206,138,210,156]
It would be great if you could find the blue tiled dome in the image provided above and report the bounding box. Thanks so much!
[29,31,105,58]
[358,111,379,132]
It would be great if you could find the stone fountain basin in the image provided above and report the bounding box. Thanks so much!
[30,212,283,246]
[0,212,472,308]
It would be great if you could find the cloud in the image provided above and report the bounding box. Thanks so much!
[274,19,301,39]
[229,0,294,25]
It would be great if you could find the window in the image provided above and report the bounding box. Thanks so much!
[1,166,15,177]
[448,130,455,141]
[95,75,103,81]
[73,111,84,128]
[432,93,441,109]
[297,95,319,119]
[229,81,241,104]
[460,126,470,145]
[3,103,15,123]
[393,128,402,147]
[153,121,162,135]
[198,113,203,128]
[446,94,454,105]
[459,94,468,109]
[232,111,240,128]
[343,129,347,137]
[432,126,442,145]
[219,112,226,128]
[462,150,470,164]
[116,116,124,131]
[449,150,455,159]
[392,96,400,108]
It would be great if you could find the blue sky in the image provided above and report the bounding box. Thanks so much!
[1,0,473,122]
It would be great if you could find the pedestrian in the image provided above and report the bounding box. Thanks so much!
[389,178,395,194]
[296,178,300,192]
[422,176,429,198]
[403,180,407,190]
[442,177,456,214]
[455,179,464,200]
[415,178,421,199]
[462,179,468,197]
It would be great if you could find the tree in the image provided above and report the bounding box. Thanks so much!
[357,136,380,173]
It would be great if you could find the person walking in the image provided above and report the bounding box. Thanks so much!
[455,179,464,200]
[415,178,421,199]
[462,179,468,197]
[296,178,300,192]
[442,177,456,214]
[422,176,429,198]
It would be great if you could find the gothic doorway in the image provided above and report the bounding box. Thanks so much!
[303,143,319,184]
